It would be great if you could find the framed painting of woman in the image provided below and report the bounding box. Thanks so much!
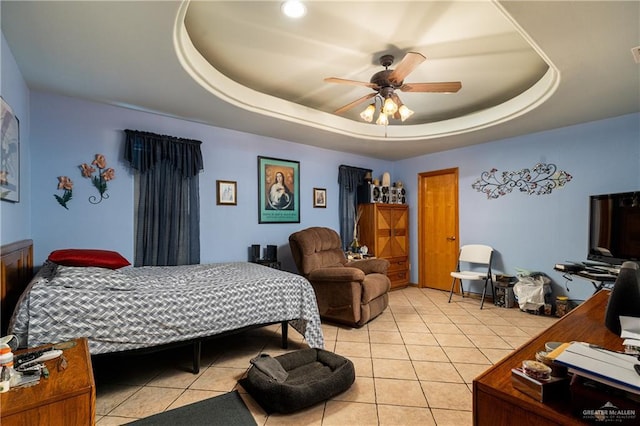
[258,156,300,223]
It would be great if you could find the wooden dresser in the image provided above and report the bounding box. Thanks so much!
[1,337,96,426]
[473,290,624,425]
[358,203,409,289]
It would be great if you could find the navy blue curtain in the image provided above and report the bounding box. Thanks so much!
[125,130,203,266]
[338,165,370,251]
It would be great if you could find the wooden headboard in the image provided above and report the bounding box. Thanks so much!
[1,239,33,336]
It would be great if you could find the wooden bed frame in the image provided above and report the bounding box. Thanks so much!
[1,239,34,336]
[0,239,290,373]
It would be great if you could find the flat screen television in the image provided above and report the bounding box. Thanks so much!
[588,191,640,265]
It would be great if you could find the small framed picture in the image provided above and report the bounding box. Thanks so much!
[313,188,326,208]
[216,180,237,205]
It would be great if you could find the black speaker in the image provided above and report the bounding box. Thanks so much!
[250,244,261,262]
[390,188,398,204]
[357,183,382,203]
[390,187,407,204]
[379,186,389,203]
[266,245,278,261]
[605,261,640,335]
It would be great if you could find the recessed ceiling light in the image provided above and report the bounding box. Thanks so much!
[281,1,306,19]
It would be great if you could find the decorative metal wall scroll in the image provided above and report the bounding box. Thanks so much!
[472,163,572,199]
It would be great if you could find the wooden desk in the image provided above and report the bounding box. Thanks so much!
[1,337,95,426]
[473,290,623,425]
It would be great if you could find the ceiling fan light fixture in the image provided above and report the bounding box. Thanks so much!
[360,104,376,122]
[325,52,460,125]
[398,104,414,122]
[376,111,389,126]
[383,97,398,115]
[281,1,307,19]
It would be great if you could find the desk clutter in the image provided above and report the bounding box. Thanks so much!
[554,261,620,295]
[357,171,407,205]
[0,335,69,393]
[511,338,640,423]
[357,182,407,204]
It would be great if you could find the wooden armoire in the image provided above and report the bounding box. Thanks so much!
[358,204,409,289]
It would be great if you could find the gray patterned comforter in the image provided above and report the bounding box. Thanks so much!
[10,261,324,353]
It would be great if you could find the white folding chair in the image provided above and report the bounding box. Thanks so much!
[448,244,494,309]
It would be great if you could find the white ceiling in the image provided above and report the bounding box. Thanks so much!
[2,1,639,160]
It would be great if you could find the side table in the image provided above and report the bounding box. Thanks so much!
[1,337,96,425]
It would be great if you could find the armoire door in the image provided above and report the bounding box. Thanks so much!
[373,204,408,258]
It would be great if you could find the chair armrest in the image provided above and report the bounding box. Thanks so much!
[346,258,390,275]
[308,266,365,282]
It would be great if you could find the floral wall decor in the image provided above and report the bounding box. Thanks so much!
[54,154,115,209]
[472,163,572,199]
[80,154,115,204]
[54,176,73,209]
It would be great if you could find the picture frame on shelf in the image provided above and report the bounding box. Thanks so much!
[257,156,300,223]
[1,97,20,203]
[313,188,326,208]
[216,180,237,205]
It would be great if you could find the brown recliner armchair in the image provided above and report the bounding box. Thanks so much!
[289,227,391,327]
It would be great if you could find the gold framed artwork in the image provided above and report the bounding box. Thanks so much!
[313,188,326,208]
[216,180,237,205]
[1,97,20,203]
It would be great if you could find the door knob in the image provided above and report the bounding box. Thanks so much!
[447,236,456,241]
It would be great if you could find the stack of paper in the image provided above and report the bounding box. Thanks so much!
[554,342,640,395]
[621,316,640,353]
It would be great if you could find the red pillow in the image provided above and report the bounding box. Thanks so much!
[48,249,131,269]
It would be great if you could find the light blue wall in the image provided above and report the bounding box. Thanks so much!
[29,91,391,271]
[0,33,31,244]
[5,24,640,306]
[394,113,640,303]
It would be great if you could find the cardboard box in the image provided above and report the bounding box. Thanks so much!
[494,286,515,308]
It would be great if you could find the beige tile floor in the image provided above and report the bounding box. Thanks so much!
[93,286,558,425]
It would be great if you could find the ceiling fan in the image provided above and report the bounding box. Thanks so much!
[324,52,462,124]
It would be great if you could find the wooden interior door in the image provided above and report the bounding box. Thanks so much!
[418,168,459,290]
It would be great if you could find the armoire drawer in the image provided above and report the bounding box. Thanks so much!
[387,256,408,272]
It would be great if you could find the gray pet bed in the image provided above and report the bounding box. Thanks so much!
[239,348,355,414]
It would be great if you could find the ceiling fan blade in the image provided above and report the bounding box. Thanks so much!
[388,52,426,85]
[399,81,462,93]
[324,77,378,89]
[334,93,377,114]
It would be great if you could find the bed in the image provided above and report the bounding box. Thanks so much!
[1,241,324,372]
